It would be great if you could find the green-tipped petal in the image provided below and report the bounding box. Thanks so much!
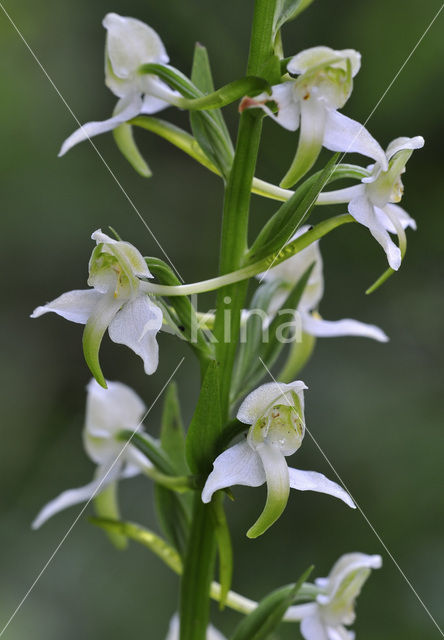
[113,122,152,177]
[83,291,123,387]
[247,443,290,538]
[280,98,326,188]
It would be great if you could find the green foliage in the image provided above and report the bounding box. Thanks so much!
[211,494,233,609]
[139,60,234,177]
[186,360,222,475]
[230,566,313,640]
[248,155,339,263]
[155,383,191,556]
[273,0,316,35]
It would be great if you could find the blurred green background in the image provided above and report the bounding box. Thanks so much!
[0,0,443,638]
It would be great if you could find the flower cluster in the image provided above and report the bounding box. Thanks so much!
[30,7,424,640]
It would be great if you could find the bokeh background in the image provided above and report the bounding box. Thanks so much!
[0,0,443,638]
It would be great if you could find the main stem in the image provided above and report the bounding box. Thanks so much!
[179,2,278,639]
[214,0,278,423]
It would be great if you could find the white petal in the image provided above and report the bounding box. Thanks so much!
[323,553,382,602]
[31,289,102,324]
[247,442,290,537]
[288,47,361,77]
[288,467,355,508]
[90,228,152,280]
[243,83,300,131]
[84,379,146,463]
[260,225,324,311]
[58,95,142,156]
[201,440,265,503]
[31,463,120,529]
[385,135,424,161]
[316,184,364,206]
[284,602,318,622]
[164,613,227,640]
[348,195,401,270]
[300,614,329,640]
[323,110,387,169]
[327,626,354,640]
[281,97,326,186]
[103,13,169,80]
[379,203,416,232]
[140,81,182,114]
[108,295,163,375]
[237,381,307,425]
[302,312,388,342]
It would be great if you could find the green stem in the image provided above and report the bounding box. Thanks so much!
[214,0,278,423]
[180,496,217,640]
[140,215,353,297]
[179,3,278,638]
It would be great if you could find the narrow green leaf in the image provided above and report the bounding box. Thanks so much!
[230,566,314,640]
[180,496,217,640]
[232,264,314,402]
[186,360,222,475]
[191,43,231,142]
[160,382,188,474]
[90,517,183,574]
[139,62,233,177]
[231,280,282,402]
[190,51,234,178]
[154,484,190,557]
[211,494,233,609]
[118,430,175,475]
[146,257,214,362]
[112,123,152,177]
[248,154,339,263]
[273,0,316,35]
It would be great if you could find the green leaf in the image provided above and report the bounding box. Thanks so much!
[154,484,190,557]
[231,264,314,404]
[186,360,222,475]
[160,382,188,474]
[112,123,152,177]
[90,518,183,574]
[139,62,233,177]
[210,494,233,609]
[155,383,192,556]
[230,566,314,640]
[180,496,217,640]
[191,43,231,142]
[273,0,316,35]
[146,257,214,363]
[231,280,282,402]
[118,430,175,475]
[248,154,339,263]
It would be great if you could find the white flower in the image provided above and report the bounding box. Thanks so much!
[32,379,150,529]
[286,552,382,639]
[318,136,424,269]
[241,46,386,187]
[31,229,163,385]
[165,614,226,640]
[59,13,180,156]
[259,226,388,342]
[202,382,354,538]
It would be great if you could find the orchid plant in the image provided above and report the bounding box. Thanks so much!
[31,2,424,639]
